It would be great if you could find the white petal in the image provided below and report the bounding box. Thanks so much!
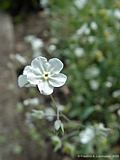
[18,75,35,87]
[31,56,48,73]
[48,58,63,74]
[18,75,29,87]
[27,72,41,85]
[23,65,40,75]
[49,73,67,87]
[37,81,54,95]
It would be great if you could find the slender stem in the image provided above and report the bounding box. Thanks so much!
[50,94,59,120]
[61,113,71,122]
[61,130,79,141]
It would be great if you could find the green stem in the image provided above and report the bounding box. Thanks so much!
[61,130,79,141]
[50,94,59,120]
[61,112,71,122]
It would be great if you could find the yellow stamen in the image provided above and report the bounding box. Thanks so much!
[43,72,49,80]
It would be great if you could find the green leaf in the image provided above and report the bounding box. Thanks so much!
[81,107,94,120]
[51,136,62,151]
[31,109,44,119]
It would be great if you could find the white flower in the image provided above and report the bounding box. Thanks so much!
[89,80,99,90]
[74,0,87,10]
[44,107,55,121]
[79,127,95,144]
[18,56,67,95]
[48,44,56,52]
[79,124,110,144]
[25,35,44,48]
[32,39,44,50]
[24,35,44,57]
[85,66,100,79]
[76,23,90,36]
[112,90,120,98]
[95,123,110,136]
[114,9,120,20]
[15,54,27,65]
[30,38,44,57]
[105,81,112,88]
[24,35,35,42]
[87,36,96,44]
[23,98,39,106]
[74,47,85,57]
[117,109,120,116]
[90,21,98,31]
[40,0,49,8]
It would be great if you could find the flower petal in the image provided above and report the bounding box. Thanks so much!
[49,73,67,87]
[23,65,40,75]
[38,81,54,95]
[18,75,29,87]
[31,56,48,73]
[48,58,63,74]
[27,72,41,85]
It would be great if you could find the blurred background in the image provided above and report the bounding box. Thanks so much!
[0,0,120,159]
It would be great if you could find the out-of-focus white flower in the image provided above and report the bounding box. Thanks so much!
[87,36,96,44]
[96,123,105,130]
[85,66,100,79]
[112,90,120,98]
[80,123,110,144]
[32,39,44,50]
[109,104,120,112]
[89,80,99,90]
[31,38,44,57]
[95,123,111,136]
[10,54,27,65]
[117,109,120,116]
[48,44,56,52]
[23,98,39,106]
[18,56,67,95]
[90,21,98,30]
[74,0,87,10]
[74,47,85,58]
[114,9,120,20]
[25,35,44,57]
[24,35,35,42]
[44,107,55,121]
[79,127,95,144]
[76,23,90,36]
[15,54,27,65]
[105,81,112,88]
[40,0,49,8]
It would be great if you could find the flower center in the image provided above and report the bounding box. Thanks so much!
[43,72,49,80]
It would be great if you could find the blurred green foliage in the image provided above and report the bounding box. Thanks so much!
[48,0,120,156]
